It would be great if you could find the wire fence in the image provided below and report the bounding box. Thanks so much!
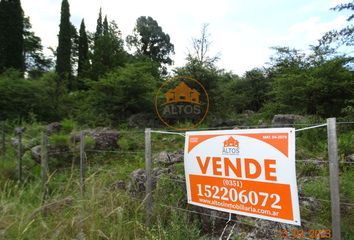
[0,119,353,239]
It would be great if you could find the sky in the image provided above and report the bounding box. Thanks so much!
[21,0,352,76]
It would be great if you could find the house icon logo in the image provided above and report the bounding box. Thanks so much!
[164,82,201,105]
[155,76,209,130]
[222,136,240,155]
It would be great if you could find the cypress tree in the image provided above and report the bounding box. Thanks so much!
[103,15,109,36]
[94,8,103,42]
[56,0,72,85]
[78,19,89,78]
[0,0,24,74]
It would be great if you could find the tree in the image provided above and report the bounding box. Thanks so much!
[91,12,126,80]
[264,47,354,117]
[187,23,220,68]
[56,0,72,84]
[94,7,103,43]
[319,1,354,47]
[127,16,174,72]
[23,16,52,78]
[89,60,160,123]
[78,19,89,78]
[0,0,24,74]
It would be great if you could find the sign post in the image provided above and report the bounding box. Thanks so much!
[184,128,300,225]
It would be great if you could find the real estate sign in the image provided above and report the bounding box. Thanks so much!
[184,128,301,225]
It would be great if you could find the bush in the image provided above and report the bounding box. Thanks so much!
[60,119,77,133]
[49,134,70,147]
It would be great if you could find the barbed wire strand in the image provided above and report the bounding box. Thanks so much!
[85,150,144,154]
[158,203,257,228]
[295,123,328,132]
[151,130,185,137]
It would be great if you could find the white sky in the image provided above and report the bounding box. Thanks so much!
[22,0,351,75]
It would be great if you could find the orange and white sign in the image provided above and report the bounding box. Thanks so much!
[184,128,300,225]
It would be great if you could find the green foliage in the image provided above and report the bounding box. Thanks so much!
[0,0,24,73]
[338,130,354,157]
[60,118,76,133]
[319,1,353,47]
[56,0,72,82]
[23,16,52,78]
[91,18,126,80]
[0,70,61,121]
[77,19,89,79]
[84,135,95,149]
[88,60,160,123]
[263,47,354,117]
[127,16,174,72]
[49,133,70,147]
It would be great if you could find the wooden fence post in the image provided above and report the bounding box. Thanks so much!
[145,128,152,225]
[80,131,85,195]
[1,121,5,156]
[17,129,22,183]
[41,131,49,201]
[327,118,341,240]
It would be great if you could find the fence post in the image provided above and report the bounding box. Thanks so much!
[1,121,5,156]
[327,118,341,240]
[145,128,152,225]
[41,131,49,201]
[17,128,23,183]
[80,131,85,195]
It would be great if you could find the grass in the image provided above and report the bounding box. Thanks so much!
[0,120,353,239]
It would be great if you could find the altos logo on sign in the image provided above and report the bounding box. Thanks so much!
[184,128,301,225]
[222,136,240,155]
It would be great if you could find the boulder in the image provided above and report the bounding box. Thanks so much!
[210,119,237,128]
[190,205,230,233]
[128,167,172,195]
[153,150,183,165]
[47,122,62,135]
[271,114,304,126]
[14,127,25,135]
[112,180,126,190]
[243,110,255,116]
[31,145,41,163]
[127,113,160,128]
[346,153,354,162]
[92,129,119,150]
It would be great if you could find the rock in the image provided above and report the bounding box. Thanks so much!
[153,150,183,165]
[92,129,119,150]
[272,114,304,126]
[127,113,160,128]
[14,127,25,135]
[47,122,62,135]
[11,137,20,149]
[190,205,230,233]
[243,110,255,116]
[70,129,119,150]
[31,145,41,163]
[210,119,237,128]
[112,180,126,190]
[346,153,354,162]
[70,130,93,143]
[128,167,172,195]
[244,220,290,240]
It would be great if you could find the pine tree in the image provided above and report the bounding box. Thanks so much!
[56,0,72,86]
[78,19,89,78]
[0,0,24,74]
